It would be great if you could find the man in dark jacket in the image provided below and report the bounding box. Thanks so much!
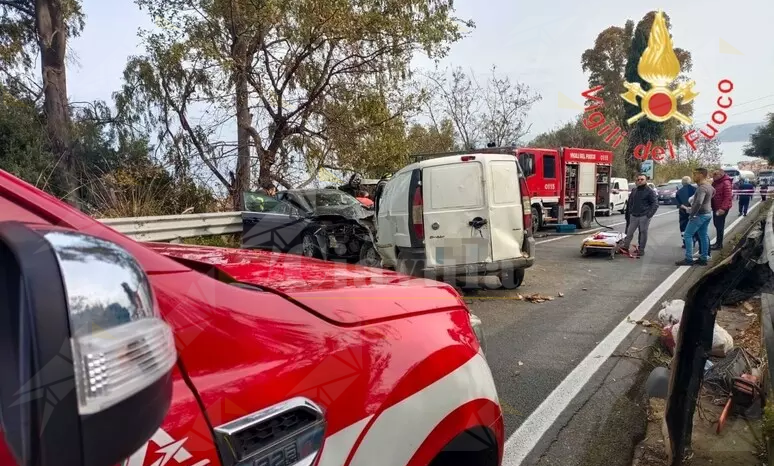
[737,177,755,216]
[675,176,698,248]
[711,170,733,250]
[622,173,659,257]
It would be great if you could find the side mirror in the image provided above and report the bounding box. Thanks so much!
[0,222,176,466]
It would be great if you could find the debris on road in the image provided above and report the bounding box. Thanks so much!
[558,292,564,297]
[524,293,555,303]
[654,299,735,357]
[518,361,524,366]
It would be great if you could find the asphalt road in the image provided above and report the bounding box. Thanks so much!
[465,199,761,461]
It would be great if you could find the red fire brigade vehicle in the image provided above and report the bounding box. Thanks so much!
[515,147,614,232]
[0,169,503,466]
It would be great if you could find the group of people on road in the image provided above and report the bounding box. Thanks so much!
[621,168,753,266]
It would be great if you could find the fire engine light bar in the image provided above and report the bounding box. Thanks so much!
[72,318,176,415]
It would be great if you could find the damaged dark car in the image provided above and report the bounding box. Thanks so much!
[241,189,379,265]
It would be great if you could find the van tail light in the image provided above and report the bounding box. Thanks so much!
[412,185,424,240]
[519,177,532,232]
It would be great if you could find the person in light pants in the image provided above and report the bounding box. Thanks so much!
[677,168,715,266]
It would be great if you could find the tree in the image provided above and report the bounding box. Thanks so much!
[421,66,541,149]
[743,113,774,162]
[678,126,722,166]
[529,117,627,176]
[622,11,693,178]
[0,0,85,205]
[122,0,470,209]
[581,11,693,178]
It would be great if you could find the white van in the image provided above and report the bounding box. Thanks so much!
[608,177,629,214]
[374,153,535,288]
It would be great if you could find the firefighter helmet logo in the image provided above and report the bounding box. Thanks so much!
[620,10,699,125]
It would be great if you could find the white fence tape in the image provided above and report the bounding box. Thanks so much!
[99,212,243,242]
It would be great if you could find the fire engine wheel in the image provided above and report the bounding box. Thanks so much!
[571,205,593,229]
[500,268,525,289]
[531,207,541,234]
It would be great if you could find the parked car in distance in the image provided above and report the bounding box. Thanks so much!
[628,182,657,192]
[0,168,503,466]
[656,182,682,205]
[609,177,629,214]
[375,152,535,288]
[242,188,377,264]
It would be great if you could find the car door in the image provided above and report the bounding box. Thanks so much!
[242,193,309,251]
[487,159,523,261]
[423,160,491,268]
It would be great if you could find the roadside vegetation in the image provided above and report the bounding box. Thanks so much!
[0,3,770,217]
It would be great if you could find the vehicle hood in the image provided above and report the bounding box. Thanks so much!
[309,204,372,220]
[657,187,677,194]
[144,243,464,326]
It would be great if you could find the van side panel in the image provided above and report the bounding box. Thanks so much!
[376,171,412,266]
[423,162,491,268]
[488,160,523,261]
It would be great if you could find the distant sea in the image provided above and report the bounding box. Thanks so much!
[720,141,762,166]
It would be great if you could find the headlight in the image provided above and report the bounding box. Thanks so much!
[469,313,487,355]
[44,231,176,415]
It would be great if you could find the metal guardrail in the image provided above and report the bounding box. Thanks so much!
[99,212,243,242]
[664,207,767,465]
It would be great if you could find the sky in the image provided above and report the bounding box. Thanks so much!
[67,0,774,166]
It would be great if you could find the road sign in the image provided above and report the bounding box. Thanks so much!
[641,160,655,180]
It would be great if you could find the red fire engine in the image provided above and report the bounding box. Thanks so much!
[515,147,614,231]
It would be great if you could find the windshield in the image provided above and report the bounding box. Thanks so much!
[724,169,740,177]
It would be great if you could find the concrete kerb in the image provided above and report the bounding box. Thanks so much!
[565,209,767,466]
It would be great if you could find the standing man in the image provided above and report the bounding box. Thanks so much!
[761,181,769,202]
[621,173,659,257]
[675,176,698,249]
[737,176,755,216]
[711,169,733,250]
[677,168,715,266]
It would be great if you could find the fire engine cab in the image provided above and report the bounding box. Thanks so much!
[515,147,613,231]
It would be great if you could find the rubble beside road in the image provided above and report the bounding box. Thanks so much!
[633,297,767,466]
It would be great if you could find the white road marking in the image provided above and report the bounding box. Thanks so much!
[536,209,677,245]
[503,200,761,465]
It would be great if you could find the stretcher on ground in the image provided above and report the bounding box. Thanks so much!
[580,230,639,259]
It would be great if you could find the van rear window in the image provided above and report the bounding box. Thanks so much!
[425,163,484,210]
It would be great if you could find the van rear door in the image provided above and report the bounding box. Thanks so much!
[423,160,491,268]
[488,159,523,260]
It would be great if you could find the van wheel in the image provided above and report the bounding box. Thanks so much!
[619,201,627,214]
[531,207,541,234]
[500,269,525,289]
[397,251,425,278]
